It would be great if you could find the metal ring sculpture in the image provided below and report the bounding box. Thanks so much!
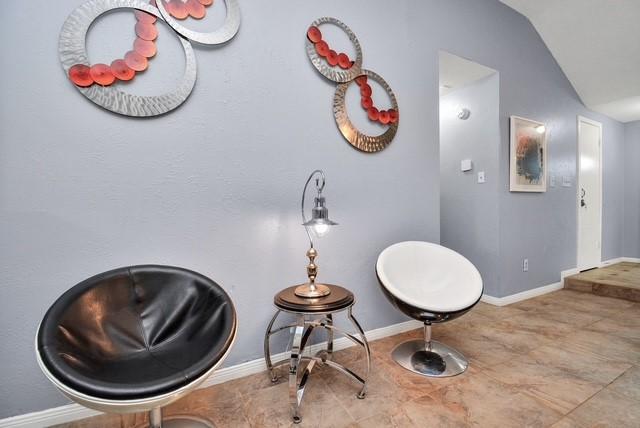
[305,17,399,153]
[60,0,240,117]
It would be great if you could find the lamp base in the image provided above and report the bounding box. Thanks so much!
[294,283,332,298]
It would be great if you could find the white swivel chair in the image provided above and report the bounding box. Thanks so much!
[376,241,483,377]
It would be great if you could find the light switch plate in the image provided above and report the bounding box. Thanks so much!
[549,175,556,187]
[461,159,473,172]
[478,171,485,183]
[562,175,572,187]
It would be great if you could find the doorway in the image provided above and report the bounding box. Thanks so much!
[439,51,500,295]
[577,116,603,271]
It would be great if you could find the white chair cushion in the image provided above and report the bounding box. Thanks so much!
[376,241,483,313]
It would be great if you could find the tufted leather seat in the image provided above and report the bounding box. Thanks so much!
[36,265,236,402]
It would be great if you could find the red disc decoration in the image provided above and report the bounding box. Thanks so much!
[360,83,372,97]
[134,38,157,58]
[134,9,156,23]
[89,64,116,86]
[379,110,390,125]
[110,59,135,81]
[166,0,189,19]
[354,75,398,125]
[367,106,379,121]
[307,25,353,71]
[124,51,149,72]
[315,40,329,57]
[68,64,93,87]
[337,53,350,69]
[135,21,158,40]
[307,26,322,43]
[327,50,339,67]
[186,0,206,19]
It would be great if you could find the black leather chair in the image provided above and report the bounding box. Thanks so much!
[36,265,237,428]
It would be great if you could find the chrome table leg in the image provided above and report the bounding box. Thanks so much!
[264,310,281,382]
[348,307,371,399]
[326,313,333,355]
[289,314,305,424]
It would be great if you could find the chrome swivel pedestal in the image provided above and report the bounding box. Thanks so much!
[145,408,213,428]
[264,285,371,424]
[391,322,468,377]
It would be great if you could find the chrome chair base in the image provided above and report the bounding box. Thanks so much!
[391,339,468,377]
[145,409,214,428]
[155,417,213,428]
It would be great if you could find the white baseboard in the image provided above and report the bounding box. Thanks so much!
[481,256,640,308]
[618,257,640,263]
[481,281,563,307]
[0,319,422,428]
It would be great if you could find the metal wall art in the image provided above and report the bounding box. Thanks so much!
[305,17,399,153]
[60,0,240,117]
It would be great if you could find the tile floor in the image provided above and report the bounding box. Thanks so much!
[57,289,640,428]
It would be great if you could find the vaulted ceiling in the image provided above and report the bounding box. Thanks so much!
[499,0,640,123]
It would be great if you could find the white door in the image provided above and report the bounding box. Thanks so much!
[577,116,602,271]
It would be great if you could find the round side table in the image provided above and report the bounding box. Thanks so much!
[263,284,371,424]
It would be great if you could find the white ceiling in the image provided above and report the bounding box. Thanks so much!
[499,0,640,123]
[439,51,497,96]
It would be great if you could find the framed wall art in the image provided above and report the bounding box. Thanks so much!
[509,115,547,192]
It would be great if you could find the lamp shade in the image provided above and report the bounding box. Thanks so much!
[302,196,338,237]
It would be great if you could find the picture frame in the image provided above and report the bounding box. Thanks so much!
[509,115,547,192]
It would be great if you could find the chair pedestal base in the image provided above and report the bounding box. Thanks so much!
[144,409,214,428]
[391,339,468,377]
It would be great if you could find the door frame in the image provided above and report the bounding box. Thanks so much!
[576,115,603,271]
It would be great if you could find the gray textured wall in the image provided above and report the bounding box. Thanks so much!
[624,121,640,258]
[440,74,500,296]
[0,0,632,418]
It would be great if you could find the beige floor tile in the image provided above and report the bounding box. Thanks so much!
[435,324,528,369]
[567,387,640,428]
[374,353,483,399]
[242,378,354,428]
[520,302,603,327]
[164,384,250,427]
[472,301,528,320]
[495,312,578,341]
[425,371,563,427]
[346,410,415,428]
[220,366,288,397]
[52,413,147,428]
[322,362,411,422]
[483,344,631,414]
[561,329,640,364]
[607,365,640,402]
[587,315,640,340]
[550,416,586,427]
[391,394,471,427]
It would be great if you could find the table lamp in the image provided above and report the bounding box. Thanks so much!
[295,169,338,298]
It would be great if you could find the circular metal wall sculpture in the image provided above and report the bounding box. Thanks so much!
[156,0,240,45]
[305,17,363,83]
[305,17,399,153]
[334,70,399,153]
[59,0,241,117]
